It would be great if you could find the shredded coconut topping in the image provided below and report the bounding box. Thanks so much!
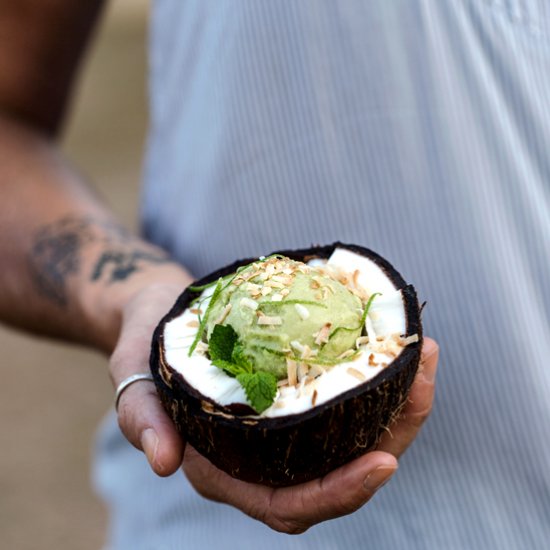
[257,315,283,326]
[294,303,310,320]
[240,297,259,310]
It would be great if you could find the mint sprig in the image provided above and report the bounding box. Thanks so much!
[208,324,277,414]
[236,372,277,415]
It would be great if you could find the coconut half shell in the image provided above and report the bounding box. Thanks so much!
[150,242,422,487]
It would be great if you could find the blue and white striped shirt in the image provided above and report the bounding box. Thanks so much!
[95,1,550,548]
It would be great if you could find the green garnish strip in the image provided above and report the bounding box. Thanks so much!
[327,292,381,342]
[188,278,224,356]
[257,299,328,309]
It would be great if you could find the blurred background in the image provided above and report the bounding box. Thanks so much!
[0,2,149,548]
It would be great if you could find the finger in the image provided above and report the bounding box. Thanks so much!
[114,376,184,477]
[377,336,439,457]
[269,451,397,533]
[110,289,186,476]
[183,446,397,534]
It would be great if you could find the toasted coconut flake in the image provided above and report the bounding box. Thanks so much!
[294,303,310,320]
[280,288,290,297]
[355,336,370,348]
[287,359,298,386]
[271,293,283,302]
[214,303,232,325]
[368,353,378,367]
[246,282,262,293]
[314,322,332,345]
[274,400,286,409]
[257,315,283,326]
[308,364,325,378]
[297,362,309,382]
[312,389,318,407]
[190,308,203,315]
[264,279,285,289]
[310,279,321,290]
[400,333,420,346]
[271,274,292,285]
[338,349,357,360]
[240,297,259,310]
[261,286,272,296]
[300,344,316,360]
[186,319,200,328]
[352,269,360,287]
[290,340,305,355]
[195,341,209,355]
[347,367,367,381]
[277,379,289,388]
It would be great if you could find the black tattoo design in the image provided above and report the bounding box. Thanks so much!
[29,218,95,306]
[29,216,170,307]
[91,249,169,283]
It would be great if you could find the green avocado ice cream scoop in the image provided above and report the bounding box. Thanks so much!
[205,256,364,379]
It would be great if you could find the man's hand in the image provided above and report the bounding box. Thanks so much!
[113,281,439,534]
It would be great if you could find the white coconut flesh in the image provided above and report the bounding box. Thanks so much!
[163,248,416,418]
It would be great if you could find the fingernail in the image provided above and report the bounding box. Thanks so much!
[363,465,397,494]
[141,428,159,469]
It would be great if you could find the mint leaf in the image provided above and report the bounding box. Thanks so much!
[231,344,254,374]
[237,371,278,414]
[212,359,244,377]
[209,324,238,362]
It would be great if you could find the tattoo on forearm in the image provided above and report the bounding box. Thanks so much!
[91,250,169,283]
[29,216,170,307]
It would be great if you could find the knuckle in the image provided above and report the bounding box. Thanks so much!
[109,349,126,382]
[408,402,433,428]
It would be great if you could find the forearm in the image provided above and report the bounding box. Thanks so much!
[0,115,191,353]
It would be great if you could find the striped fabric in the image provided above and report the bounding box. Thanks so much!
[95,1,550,548]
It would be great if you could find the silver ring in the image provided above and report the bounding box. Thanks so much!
[115,373,155,410]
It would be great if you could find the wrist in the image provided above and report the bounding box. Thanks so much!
[82,260,193,354]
